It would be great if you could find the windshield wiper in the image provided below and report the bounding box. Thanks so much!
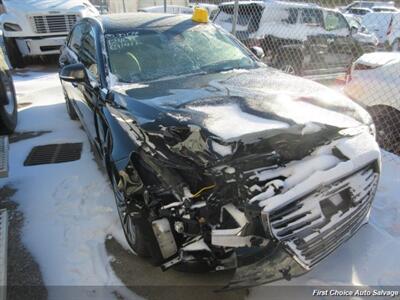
[200,59,245,73]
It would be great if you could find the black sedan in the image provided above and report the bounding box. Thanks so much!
[59,12,381,289]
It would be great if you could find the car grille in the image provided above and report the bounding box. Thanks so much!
[264,162,379,268]
[30,14,78,34]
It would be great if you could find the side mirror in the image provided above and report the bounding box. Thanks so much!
[59,63,87,82]
[350,26,358,35]
[251,46,265,59]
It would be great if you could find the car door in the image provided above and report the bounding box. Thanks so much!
[299,8,328,72]
[73,24,100,142]
[60,23,85,106]
[323,11,353,69]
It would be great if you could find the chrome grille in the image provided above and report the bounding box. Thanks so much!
[30,14,78,34]
[265,162,379,268]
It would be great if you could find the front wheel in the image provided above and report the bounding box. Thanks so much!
[4,37,25,69]
[276,53,302,76]
[110,169,149,257]
[0,70,17,134]
[106,132,149,257]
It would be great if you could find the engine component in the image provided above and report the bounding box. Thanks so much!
[152,218,178,259]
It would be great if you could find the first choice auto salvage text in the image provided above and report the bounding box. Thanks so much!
[313,289,400,297]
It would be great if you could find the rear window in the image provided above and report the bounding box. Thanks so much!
[214,4,264,33]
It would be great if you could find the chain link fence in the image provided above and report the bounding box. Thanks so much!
[94,0,400,157]
[204,0,400,157]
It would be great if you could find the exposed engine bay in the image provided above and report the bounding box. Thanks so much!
[115,124,380,289]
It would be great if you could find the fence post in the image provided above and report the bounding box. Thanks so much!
[122,0,126,12]
[232,0,239,36]
[164,0,167,13]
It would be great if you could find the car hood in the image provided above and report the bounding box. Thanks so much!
[110,67,373,164]
[355,51,400,67]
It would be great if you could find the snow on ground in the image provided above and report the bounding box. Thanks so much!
[0,68,399,300]
[0,67,137,300]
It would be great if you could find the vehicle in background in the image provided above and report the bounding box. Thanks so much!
[339,1,395,12]
[344,52,400,154]
[361,12,394,48]
[0,45,17,134]
[59,12,381,289]
[139,5,193,14]
[371,6,399,13]
[214,1,376,77]
[94,4,109,14]
[387,13,400,51]
[344,13,379,49]
[0,0,99,69]
[346,7,373,16]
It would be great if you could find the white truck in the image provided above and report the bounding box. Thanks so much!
[0,0,98,68]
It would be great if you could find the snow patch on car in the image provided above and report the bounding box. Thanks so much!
[187,103,290,139]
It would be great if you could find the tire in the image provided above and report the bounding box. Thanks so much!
[4,37,25,69]
[392,39,400,52]
[106,132,149,257]
[0,70,17,134]
[277,53,302,76]
[367,106,400,155]
[64,92,78,121]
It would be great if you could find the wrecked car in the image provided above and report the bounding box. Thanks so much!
[58,12,381,289]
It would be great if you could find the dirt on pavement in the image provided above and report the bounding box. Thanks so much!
[0,186,48,300]
[106,237,248,300]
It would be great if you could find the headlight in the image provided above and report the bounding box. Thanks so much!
[3,23,22,31]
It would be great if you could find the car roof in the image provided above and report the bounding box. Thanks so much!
[98,12,200,34]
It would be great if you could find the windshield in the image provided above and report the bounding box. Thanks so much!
[105,25,258,83]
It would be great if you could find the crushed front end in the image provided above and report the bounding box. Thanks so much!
[116,121,380,289]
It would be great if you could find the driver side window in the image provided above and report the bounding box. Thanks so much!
[80,27,98,80]
[68,23,99,80]
[68,24,84,54]
[325,12,349,32]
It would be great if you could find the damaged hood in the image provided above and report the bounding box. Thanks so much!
[111,67,373,163]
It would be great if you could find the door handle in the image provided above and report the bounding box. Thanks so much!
[72,82,78,87]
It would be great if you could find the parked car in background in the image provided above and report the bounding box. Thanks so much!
[344,14,379,50]
[340,1,395,12]
[214,1,376,76]
[361,12,394,48]
[346,7,373,16]
[344,52,400,153]
[0,0,99,68]
[371,6,399,13]
[59,12,381,289]
[387,13,400,51]
[0,44,17,134]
